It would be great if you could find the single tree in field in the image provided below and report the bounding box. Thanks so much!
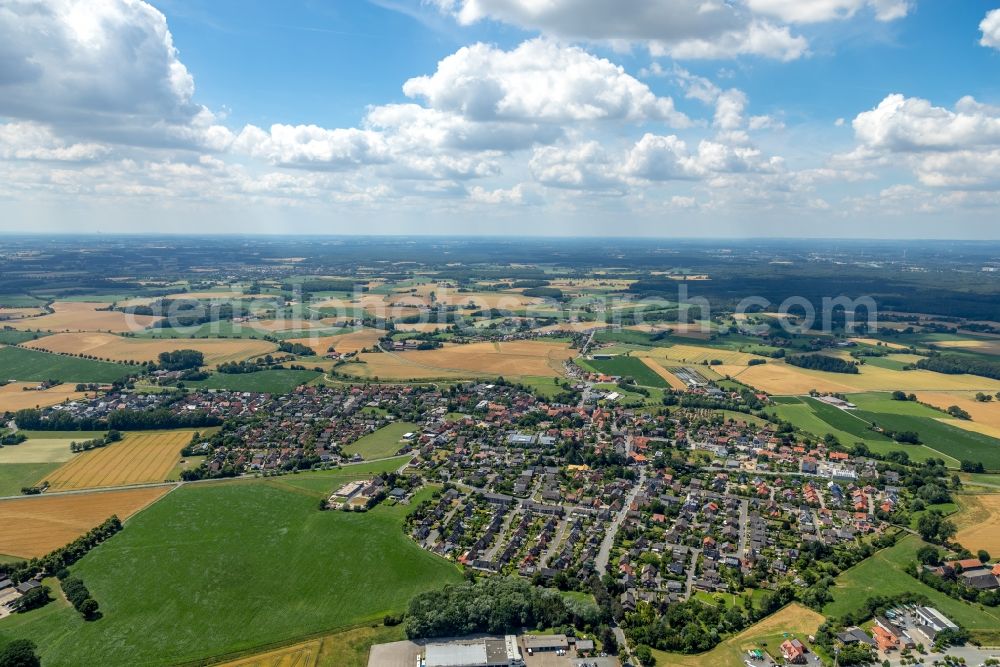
[0,639,41,667]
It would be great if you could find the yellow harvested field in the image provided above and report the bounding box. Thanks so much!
[0,438,80,464]
[638,344,763,366]
[937,418,1000,440]
[954,494,1000,557]
[640,357,687,390]
[219,638,324,667]
[41,430,198,491]
[0,382,89,412]
[917,391,1000,430]
[722,360,1000,395]
[0,486,170,558]
[24,332,276,365]
[853,337,910,350]
[652,603,824,667]
[436,291,546,310]
[340,340,572,380]
[0,307,46,319]
[286,328,383,356]
[9,301,162,333]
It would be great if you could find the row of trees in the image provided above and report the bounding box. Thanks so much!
[786,353,860,374]
[12,407,220,432]
[916,353,1000,380]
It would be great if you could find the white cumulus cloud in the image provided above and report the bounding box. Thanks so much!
[981,9,1000,50]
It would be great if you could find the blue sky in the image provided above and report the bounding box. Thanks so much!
[1,0,999,237]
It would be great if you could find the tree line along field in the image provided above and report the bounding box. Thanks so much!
[0,477,461,666]
[0,486,170,559]
[40,430,201,491]
[0,345,138,383]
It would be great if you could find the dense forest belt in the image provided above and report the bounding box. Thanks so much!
[629,276,1000,321]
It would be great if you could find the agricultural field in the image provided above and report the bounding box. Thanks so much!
[41,430,199,491]
[219,625,405,667]
[916,391,1000,436]
[341,422,419,460]
[0,486,170,558]
[7,301,162,333]
[285,327,383,356]
[850,404,1000,470]
[719,358,1000,395]
[823,534,1000,642]
[0,330,48,345]
[639,358,688,389]
[651,603,824,667]
[0,463,59,497]
[0,481,460,666]
[338,340,572,380]
[0,309,46,322]
[186,369,321,394]
[953,493,1000,556]
[23,332,277,366]
[637,343,764,366]
[0,382,90,412]
[0,345,138,383]
[0,436,80,464]
[579,355,669,388]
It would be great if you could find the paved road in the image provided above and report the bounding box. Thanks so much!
[737,498,750,557]
[595,469,646,575]
[684,547,702,598]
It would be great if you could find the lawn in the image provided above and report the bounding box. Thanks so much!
[342,422,419,460]
[823,534,1000,641]
[0,462,59,496]
[0,346,137,383]
[580,355,669,388]
[0,478,460,666]
[185,369,321,394]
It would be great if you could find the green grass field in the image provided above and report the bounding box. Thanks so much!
[768,395,968,466]
[263,457,409,495]
[0,331,48,345]
[0,462,59,496]
[824,534,1000,641]
[580,355,669,388]
[0,346,137,383]
[850,407,1000,470]
[0,295,47,308]
[342,422,419,460]
[185,369,321,393]
[0,472,460,665]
